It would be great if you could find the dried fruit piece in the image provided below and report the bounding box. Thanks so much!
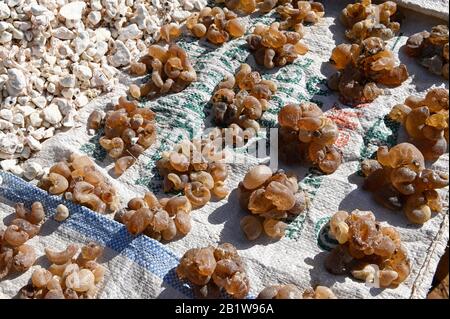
[177,243,250,299]
[325,209,410,288]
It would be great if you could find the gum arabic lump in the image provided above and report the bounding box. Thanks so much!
[177,243,250,299]
[328,37,409,105]
[87,97,157,176]
[325,209,410,288]
[247,22,309,69]
[341,0,401,43]
[19,242,106,299]
[39,154,120,213]
[389,88,449,161]
[405,25,449,79]
[239,165,308,240]
[278,102,343,174]
[361,143,448,224]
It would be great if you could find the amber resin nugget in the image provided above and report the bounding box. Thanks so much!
[258,284,336,299]
[325,209,410,288]
[19,242,106,299]
[341,0,401,43]
[239,165,308,240]
[176,243,250,299]
[276,1,325,31]
[129,44,197,99]
[88,97,157,177]
[247,22,308,69]
[405,25,449,79]
[157,139,230,206]
[0,202,44,279]
[186,7,246,45]
[389,88,449,161]
[216,0,277,15]
[361,143,449,224]
[278,102,343,174]
[39,154,120,214]
[328,37,409,105]
[115,192,193,242]
[211,63,277,137]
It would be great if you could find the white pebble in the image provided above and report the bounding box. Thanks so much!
[118,24,142,41]
[0,159,17,171]
[0,2,11,20]
[29,112,43,127]
[0,109,13,121]
[60,1,86,21]
[31,96,47,109]
[60,75,76,88]
[109,40,131,67]
[52,27,76,40]
[23,161,43,180]
[73,64,93,81]
[43,104,63,125]
[25,136,42,151]
[88,11,102,25]
[6,68,27,97]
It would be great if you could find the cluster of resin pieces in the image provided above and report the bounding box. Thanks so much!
[88,97,157,177]
[258,284,336,299]
[177,243,250,298]
[405,25,449,79]
[129,44,197,99]
[247,22,309,69]
[341,0,401,43]
[157,139,230,206]
[325,209,410,288]
[116,192,193,242]
[212,63,277,135]
[278,102,343,174]
[19,243,106,299]
[39,154,119,214]
[160,23,183,43]
[361,143,449,224]
[238,165,308,240]
[389,88,449,161]
[186,7,246,45]
[328,37,409,105]
[0,202,44,279]
[217,0,279,15]
[276,1,325,31]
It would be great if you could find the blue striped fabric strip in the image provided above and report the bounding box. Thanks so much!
[0,171,193,298]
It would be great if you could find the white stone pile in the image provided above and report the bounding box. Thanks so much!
[0,0,207,179]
